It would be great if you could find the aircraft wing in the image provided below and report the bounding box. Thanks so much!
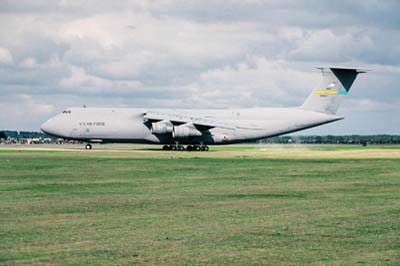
[143,111,234,130]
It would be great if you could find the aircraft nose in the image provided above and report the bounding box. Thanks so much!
[40,118,58,136]
[40,120,52,134]
[40,116,69,138]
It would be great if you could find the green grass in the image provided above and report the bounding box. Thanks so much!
[0,146,400,265]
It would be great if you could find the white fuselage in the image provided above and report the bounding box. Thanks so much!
[41,107,342,145]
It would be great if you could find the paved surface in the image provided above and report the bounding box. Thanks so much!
[0,144,152,151]
[0,143,275,151]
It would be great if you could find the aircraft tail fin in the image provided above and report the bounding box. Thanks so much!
[300,67,367,114]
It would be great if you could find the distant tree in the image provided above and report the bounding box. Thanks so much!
[3,131,19,138]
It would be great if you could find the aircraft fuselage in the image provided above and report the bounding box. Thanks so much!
[41,107,342,145]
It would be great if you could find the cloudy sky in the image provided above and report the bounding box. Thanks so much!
[0,0,399,134]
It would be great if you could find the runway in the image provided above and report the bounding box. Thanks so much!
[1,143,400,159]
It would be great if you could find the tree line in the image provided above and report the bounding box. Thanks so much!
[261,135,400,145]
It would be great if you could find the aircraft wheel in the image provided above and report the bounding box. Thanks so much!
[194,145,201,151]
[85,144,92,150]
[171,145,177,151]
[162,145,169,150]
[178,145,185,151]
[203,145,209,151]
[187,145,193,151]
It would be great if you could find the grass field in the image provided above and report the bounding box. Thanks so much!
[0,145,399,265]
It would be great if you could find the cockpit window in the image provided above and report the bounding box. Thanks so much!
[62,110,71,114]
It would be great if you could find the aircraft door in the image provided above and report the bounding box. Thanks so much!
[69,127,83,138]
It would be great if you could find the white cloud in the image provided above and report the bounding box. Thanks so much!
[58,12,268,77]
[0,94,56,130]
[288,28,374,62]
[182,58,318,108]
[19,57,37,68]
[343,98,400,112]
[59,66,143,94]
[18,94,56,114]
[0,47,13,65]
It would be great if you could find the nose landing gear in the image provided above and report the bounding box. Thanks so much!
[85,143,92,150]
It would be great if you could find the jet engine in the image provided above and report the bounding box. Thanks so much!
[172,123,202,138]
[151,120,173,134]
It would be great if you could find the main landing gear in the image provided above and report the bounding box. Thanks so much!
[163,144,185,151]
[85,143,92,150]
[162,144,209,151]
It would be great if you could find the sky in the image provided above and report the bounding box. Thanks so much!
[0,0,399,134]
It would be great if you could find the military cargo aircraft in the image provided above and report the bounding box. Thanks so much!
[41,67,366,151]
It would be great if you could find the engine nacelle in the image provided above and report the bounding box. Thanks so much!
[172,124,202,138]
[151,120,173,134]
